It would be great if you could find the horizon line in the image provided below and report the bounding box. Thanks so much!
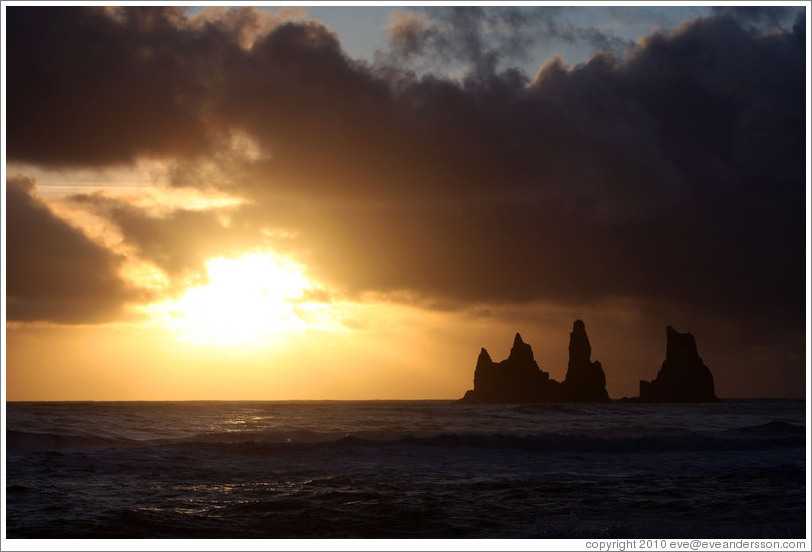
[4,397,806,403]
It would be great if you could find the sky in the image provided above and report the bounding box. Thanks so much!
[2,3,809,400]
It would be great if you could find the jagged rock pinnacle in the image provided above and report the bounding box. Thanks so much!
[463,331,558,404]
[477,348,493,367]
[508,332,534,364]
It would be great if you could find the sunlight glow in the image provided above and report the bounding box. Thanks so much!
[144,252,326,345]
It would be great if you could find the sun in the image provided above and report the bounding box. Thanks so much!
[144,252,325,345]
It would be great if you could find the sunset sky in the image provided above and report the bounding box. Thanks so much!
[3,4,809,400]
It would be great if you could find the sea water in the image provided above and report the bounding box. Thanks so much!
[4,400,806,538]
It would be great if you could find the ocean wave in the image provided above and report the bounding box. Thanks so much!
[6,401,805,539]
[725,420,806,438]
[8,422,803,456]
[5,429,138,454]
[159,427,807,458]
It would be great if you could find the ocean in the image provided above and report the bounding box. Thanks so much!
[4,400,807,539]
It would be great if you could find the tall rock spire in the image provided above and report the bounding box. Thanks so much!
[567,320,591,370]
[563,320,609,402]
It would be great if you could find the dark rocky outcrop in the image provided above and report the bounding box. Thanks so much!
[460,333,565,403]
[639,326,717,402]
[459,321,608,403]
[563,320,609,402]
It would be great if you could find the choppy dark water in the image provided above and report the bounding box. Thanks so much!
[4,400,807,538]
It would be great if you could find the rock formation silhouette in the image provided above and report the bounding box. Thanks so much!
[563,320,610,402]
[459,321,719,404]
[459,321,608,403]
[460,333,564,403]
[639,326,717,402]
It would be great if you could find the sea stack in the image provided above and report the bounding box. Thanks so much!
[639,326,717,402]
[563,320,610,402]
[459,333,564,403]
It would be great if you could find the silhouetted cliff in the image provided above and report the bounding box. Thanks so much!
[639,326,717,402]
[459,321,609,404]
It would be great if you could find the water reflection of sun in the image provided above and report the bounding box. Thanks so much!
[144,252,330,345]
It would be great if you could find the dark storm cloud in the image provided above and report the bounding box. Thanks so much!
[4,7,806,334]
[221,11,803,324]
[386,6,634,76]
[710,6,801,29]
[5,6,238,166]
[5,176,142,323]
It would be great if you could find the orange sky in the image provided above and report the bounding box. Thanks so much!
[3,5,808,400]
